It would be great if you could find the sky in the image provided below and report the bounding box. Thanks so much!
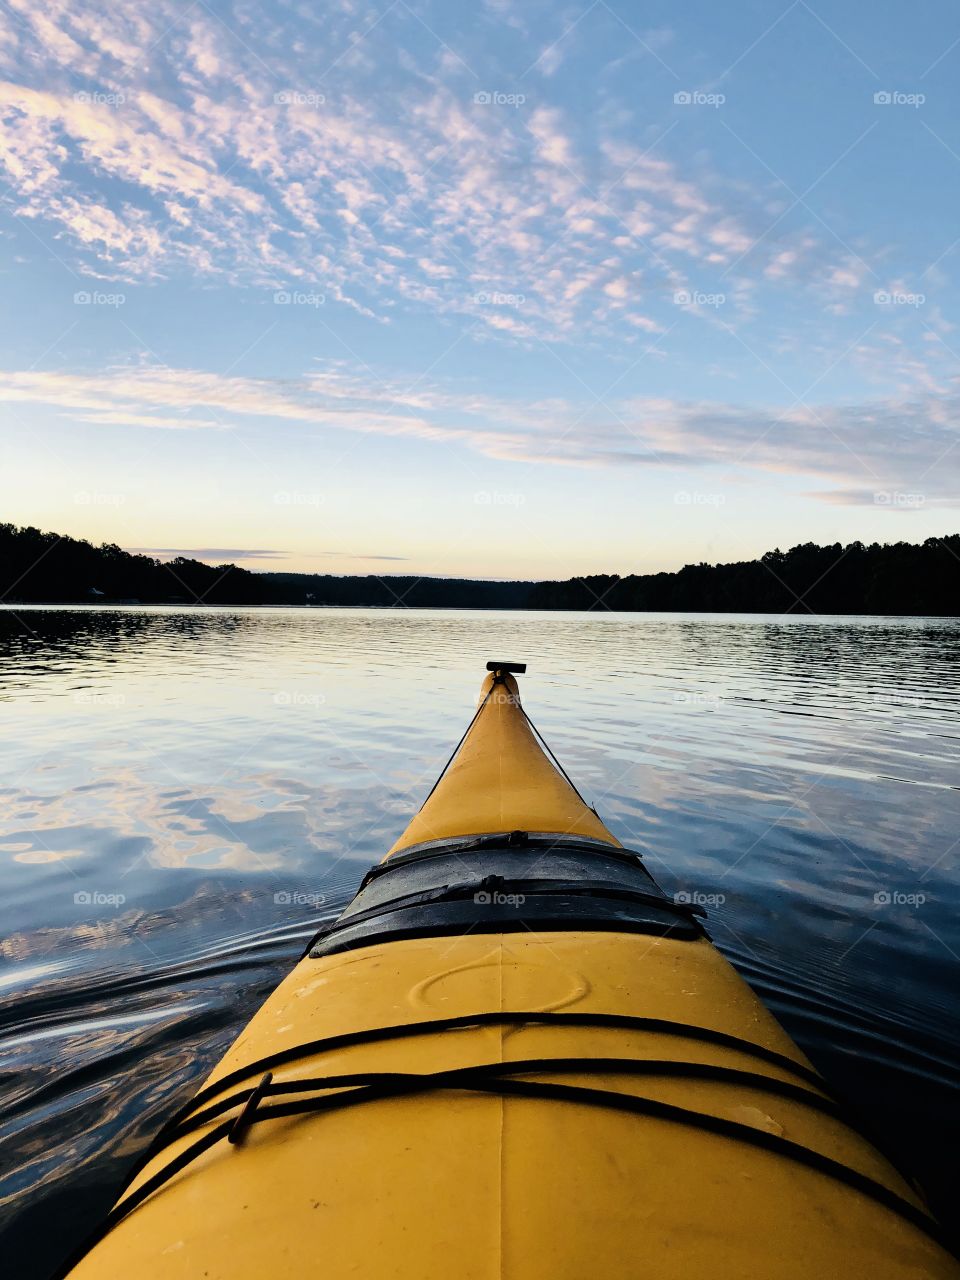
[1,0,959,580]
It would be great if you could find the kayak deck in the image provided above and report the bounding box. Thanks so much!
[387,669,618,854]
[60,665,959,1279]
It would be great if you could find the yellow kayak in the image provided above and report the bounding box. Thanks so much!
[60,663,958,1279]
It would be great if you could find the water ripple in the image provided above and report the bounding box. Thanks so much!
[1,605,958,1276]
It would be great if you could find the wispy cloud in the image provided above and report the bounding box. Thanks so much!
[2,360,957,503]
[126,545,412,564]
[317,552,411,562]
[129,546,289,560]
[2,0,956,574]
[0,0,887,343]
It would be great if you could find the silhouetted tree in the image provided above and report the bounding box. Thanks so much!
[1,522,958,615]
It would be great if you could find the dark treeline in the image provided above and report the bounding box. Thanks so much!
[0,524,534,608]
[528,537,960,616]
[1,522,958,615]
[262,571,533,609]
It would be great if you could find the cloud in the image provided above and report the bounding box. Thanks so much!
[317,552,411,562]
[74,409,225,429]
[0,0,888,342]
[1,360,958,502]
[603,276,630,300]
[130,547,289,560]
[808,489,959,509]
[534,43,565,77]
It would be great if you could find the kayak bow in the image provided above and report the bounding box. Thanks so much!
[61,663,958,1279]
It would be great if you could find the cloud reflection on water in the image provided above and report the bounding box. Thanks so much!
[1,605,959,1274]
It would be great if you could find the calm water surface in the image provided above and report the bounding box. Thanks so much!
[2,606,959,1275]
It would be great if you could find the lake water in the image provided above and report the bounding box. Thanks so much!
[2,606,959,1276]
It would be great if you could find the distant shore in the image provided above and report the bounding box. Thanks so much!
[2,522,959,616]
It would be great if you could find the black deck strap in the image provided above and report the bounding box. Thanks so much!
[317,880,706,937]
[358,834,647,888]
[135,1010,826,1172]
[50,1123,230,1279]
[50,1061,950,1278]
[414,673,590,815]
[174,1009,828,1124]
[145,1056,847,1151]
[415,687,492,811]
[227,1071,272,1146]
[518,703,592,809]
[308,912,704,959]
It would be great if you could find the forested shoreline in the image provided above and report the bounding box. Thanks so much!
[2,522,958,615]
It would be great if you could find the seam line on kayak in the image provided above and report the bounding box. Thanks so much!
[50,1061,951,1276]
[137,1057,849,1144]
[149,1010,828,1144]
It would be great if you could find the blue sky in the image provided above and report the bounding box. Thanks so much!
[1,0,959,578]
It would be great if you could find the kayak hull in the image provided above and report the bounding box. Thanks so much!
[61,668,960,1278]
[66,928,958,1279]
